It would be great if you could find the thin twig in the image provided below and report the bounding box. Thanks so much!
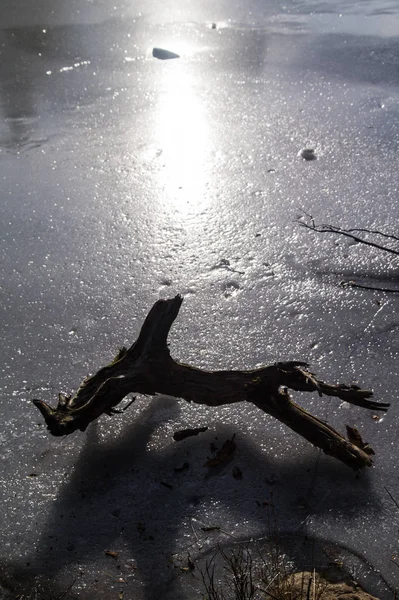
[190,518,200,543]
[341,281,399,293]
[297,213,399,256]
[345,228,399,242]
[56,579,76,600]
[384,486,399,510]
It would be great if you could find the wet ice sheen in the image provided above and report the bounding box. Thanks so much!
[0,0,399,598]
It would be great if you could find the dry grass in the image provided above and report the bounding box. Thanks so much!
[198,501,380,600]
[199,544,330,600]
[198,544,382,600]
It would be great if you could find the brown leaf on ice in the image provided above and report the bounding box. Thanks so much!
[204,436,236,468]
[173,426,208,441]
[174,462,189,472]
[232,466,243,479]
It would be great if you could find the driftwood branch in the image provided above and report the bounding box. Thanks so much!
[32,295,390,470]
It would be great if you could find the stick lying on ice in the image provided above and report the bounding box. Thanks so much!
[32,295,389,470]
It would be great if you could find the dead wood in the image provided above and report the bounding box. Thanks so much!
[32,295,390,470]
[297,212,399,292]
[340,280,399,293]
[298,212,399,256]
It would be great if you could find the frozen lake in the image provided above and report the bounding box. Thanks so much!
[0,0,398,598]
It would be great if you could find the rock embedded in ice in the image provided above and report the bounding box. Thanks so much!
[152,47,180,60]
[300,148,317,160]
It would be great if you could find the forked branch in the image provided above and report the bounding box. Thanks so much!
[297,212,399,292]
[297,212,399,256]
[32,296,390,470]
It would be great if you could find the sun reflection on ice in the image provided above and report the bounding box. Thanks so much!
[155,60,210,218]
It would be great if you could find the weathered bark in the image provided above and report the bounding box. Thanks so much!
[32,295,389,470]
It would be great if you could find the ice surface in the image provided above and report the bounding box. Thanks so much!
[0,0,398,598]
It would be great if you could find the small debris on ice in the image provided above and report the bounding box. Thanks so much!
[160,481,173,490]
[174,462,190,472]
[232,466,243,479]
[152,47,180,60]
[173,426,208,441]
[300,148,317,161]
[204,436,236,468]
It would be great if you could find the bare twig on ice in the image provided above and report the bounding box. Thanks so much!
[297,212,399,256]
[32,295,390,470]
[298,212,399,292]
[340,280,399,293]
